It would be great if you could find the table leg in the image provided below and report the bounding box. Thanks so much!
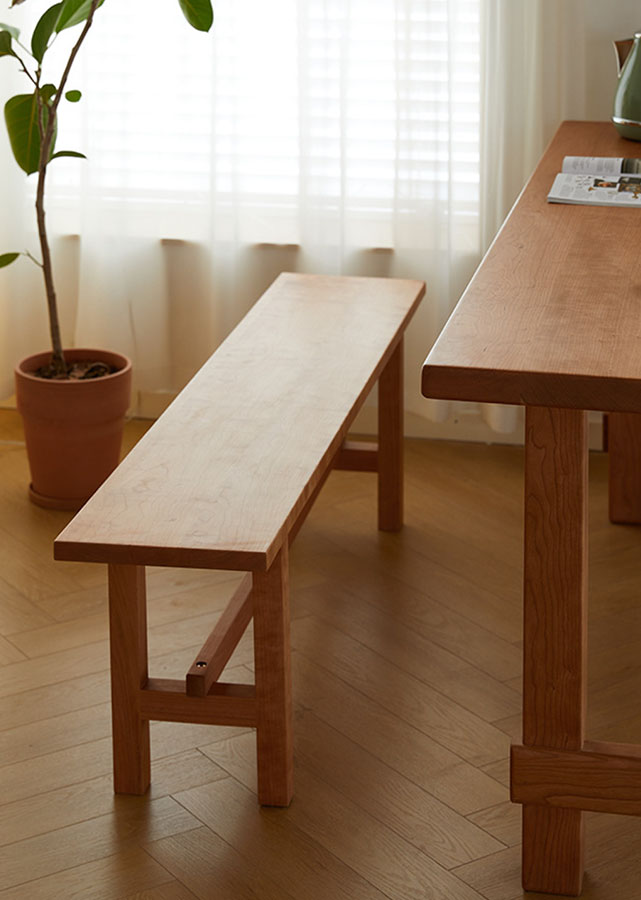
[378,338,403,532]
[108,564,151,795]
[253,544,294,806]
[520,406,588,896]
[608,412,641,524]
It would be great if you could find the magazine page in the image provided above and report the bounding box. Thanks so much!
[548,172,641,207]
[560,156,641,176]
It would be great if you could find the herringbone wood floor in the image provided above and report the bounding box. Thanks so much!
[0,409,640,899]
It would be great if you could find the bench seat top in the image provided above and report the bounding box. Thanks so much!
[54,273,424,571]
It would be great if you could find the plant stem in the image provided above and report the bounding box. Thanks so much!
[24,250,43,268]
[34,164,65,371]
[36,0,101,375]
[12,52,37,87]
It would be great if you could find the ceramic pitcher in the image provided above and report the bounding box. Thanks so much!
[613,34,641,140]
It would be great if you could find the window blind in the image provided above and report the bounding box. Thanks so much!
[32,0,480,245]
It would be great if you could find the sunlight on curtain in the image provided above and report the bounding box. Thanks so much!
[0,0,481,421]
[479,0,587,435]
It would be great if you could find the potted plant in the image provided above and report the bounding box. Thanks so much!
[0,0,213,509]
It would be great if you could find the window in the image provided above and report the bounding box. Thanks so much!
[35,0,480,245]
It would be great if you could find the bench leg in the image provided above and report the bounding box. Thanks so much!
[108,564,151,795]
[520,407,587,895]
[378,338,404,532]
[253,545,294,806]
[608,412,641,524]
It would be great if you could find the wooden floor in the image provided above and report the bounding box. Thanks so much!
[0,409,640,899]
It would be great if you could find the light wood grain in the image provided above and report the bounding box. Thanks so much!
[175,764,484,900]
[512,741,641,816]
[0,794,198,891]
[467,801,521,848]
[203,710,505,870]
[0,750,226,847]
[422,121,641,413]
[293,530,523,682]
[295,580,521,722]
[291,615,511,768]
[54,273,424,569]
[140,679,256,727]
[145,826,300,900]
[522,407,588,750]
[4,413,641,897]
[0,677,251,810]
[289,652,507,815]
[253,545,293,806]
[0,849,176,900]
[109,564,151,795]
[119,882,201,900]
[520,406,588,895]
[185,574,253,696]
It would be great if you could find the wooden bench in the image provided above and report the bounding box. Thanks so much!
[54,272,425,806]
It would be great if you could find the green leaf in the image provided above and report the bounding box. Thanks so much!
[55,0,104,32]
[4,94,40,174]
[65,89,81,102]
[4,92,57,175]
[0,22,20,39]
[40,83,57,103]
[51,149,86,159]
[178,0,213,32]
[31,3,63,62]
[0,30,14,57]
[0,252,20,268]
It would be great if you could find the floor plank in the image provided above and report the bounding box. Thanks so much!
[0,849,174,900]
[1,412,640,897]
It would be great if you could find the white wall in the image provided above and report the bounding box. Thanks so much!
[585,0,641,119]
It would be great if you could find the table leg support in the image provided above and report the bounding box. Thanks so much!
[253,545,294,806]
[519,406,588,896]
[108,564,151,795]
[608,412,641,524]
[378,338,403,532]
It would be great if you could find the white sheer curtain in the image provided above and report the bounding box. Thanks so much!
[0,0,481,422]
[481,0,587,251]
[2,0,627,435]
[477,0,588,434]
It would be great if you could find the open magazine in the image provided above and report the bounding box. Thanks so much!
[548,156,641,207]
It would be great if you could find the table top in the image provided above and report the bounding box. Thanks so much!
[54,273,424,571]
[422,121,641,413]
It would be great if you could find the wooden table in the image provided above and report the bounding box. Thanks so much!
[422,121,641,896]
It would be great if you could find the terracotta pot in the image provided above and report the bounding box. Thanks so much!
[15,348,132,510]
